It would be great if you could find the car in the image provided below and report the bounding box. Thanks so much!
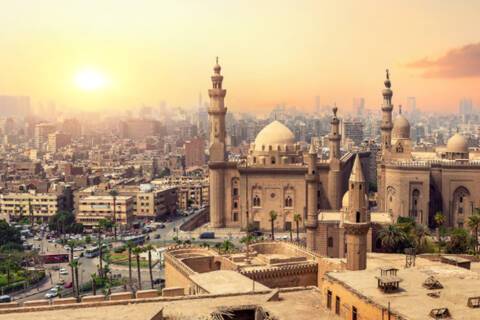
[199,232,215,239]
[64,282,72,289]
[59,268,68,275]
[56,279,65,285]
[251,230,263,237]
[153,278,165,285]
[154,234,161,239]
[33,236,41,241]
[0,295,11,303]
[73,255,79,261]
[45,288,58,299]
[282,235,289,240]
[158,223,165,229]
[73,246,84,252]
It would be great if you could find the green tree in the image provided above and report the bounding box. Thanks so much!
[49,211,83,235]
[132,246,144,290]
[126,241,134,291]
[0,220,22,249]
[109,189,119,240]
[446,228,472,254]
[434,211,445,242]
[412,224,429,251]
[219,240,235,254]
[376,224,408,253]
[67,240,77,294]
[293,213,302,242]
[144,244,155,289]
[269,210,278,240]
[91,273,97,295]
[467,210,480,255]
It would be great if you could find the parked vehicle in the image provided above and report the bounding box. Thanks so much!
[64,282,73,289]
[59,268,68,275]
[199,232,215,239]
[0,295,11,303]
[45,288,59,299]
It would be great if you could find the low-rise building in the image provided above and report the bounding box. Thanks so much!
[0,191,67,222]
[76,195,134,229]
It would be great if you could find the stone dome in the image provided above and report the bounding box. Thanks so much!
[342,191,350,208]
[446,133,468,153]
[392,114,410,139]
[253,120,295,152]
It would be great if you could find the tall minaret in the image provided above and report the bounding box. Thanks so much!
[208,58,227,228]
[344,154,370,271]
[380,69,393,155]
[306,143,318,251]
[328,106,342,210]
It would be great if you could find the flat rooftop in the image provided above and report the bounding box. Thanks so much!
[327,253,480,320]
[190,270,269,294]
[0,288,339,320]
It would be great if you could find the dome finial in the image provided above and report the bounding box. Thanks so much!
[384,69,391,89]
[332,104,338,117]
[386,68,390,80]
[399,105,402,115]
[213,57,221,74]
[216,56,219,64]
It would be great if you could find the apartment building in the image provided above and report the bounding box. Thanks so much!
[76,195,134,229]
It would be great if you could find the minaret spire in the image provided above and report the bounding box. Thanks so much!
[380,69,394,154]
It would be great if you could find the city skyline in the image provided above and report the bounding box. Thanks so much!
[0,1,479,114]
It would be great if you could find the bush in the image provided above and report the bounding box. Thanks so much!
[446,228,472,254]
[113,245,126,254]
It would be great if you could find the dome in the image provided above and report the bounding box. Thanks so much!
[342,191,350,208]
[253,121,295,152]
[446,133,468,153]
[392,114,410,139]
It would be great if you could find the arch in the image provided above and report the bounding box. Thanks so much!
[271,156,276,164]
[284,195,293,208]
[356,211,361,223]
[410,189,420,218]
[253,195,261,207]
[453,186,471,227]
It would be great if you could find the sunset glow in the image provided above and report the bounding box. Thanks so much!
[74,69,108,92]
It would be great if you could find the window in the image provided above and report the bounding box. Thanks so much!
[233,201,238,209]
[335,296,341,315]
[352,306,358,320]
[271,157,276,164]
[328,237,333,247]
[233,188,238,196]
[458,207,463,214]
[284,196,293,208]
[253,195,261,207]
[356,211,361,223]
[233,212,238,221]
[326,290,332,309]
[459,196,463,203]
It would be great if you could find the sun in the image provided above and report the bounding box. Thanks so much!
[74,68,108,91]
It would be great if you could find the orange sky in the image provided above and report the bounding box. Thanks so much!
[0,0,479,114]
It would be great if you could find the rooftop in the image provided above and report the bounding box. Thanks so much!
[326,253,480,320]
[189,270,269,294]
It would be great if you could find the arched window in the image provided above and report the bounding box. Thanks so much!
[271,157,276,164]
[328,237,334,247]
[253,157,256,164]
[285,196,293,208]
[410,189,420,217]
[356,211,361,223]
[253,195,261,207]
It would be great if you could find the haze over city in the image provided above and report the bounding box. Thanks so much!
[0,0,479,114]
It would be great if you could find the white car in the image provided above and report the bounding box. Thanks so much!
[59,268,68,275]
[45,288,58,299]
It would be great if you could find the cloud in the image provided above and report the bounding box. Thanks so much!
[407,42,480,78]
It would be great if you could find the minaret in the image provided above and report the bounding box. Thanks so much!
[306,143,318,251]
[328,106,342,210]
[344,154,370,271]
[208,58,227,228]
[380,69,393,155]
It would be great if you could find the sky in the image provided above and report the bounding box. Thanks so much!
[0,0,479,115]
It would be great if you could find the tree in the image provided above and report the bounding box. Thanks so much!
[467,211,480,255]
[97,219,113,278]
[376,224,408,253]
[109,189,119,241]
[126,241,134,291]
[144,244,155,289]
[91,273,97,295]
[412,224,429,251]
[269,210,278,240]
[434,212,445,242]
[293,213,302,242]
[49,211,83,235]
[0,220,22,249]
[219,240,235,254]
[446,228,472,254]
[132,246,144,290]
[240,234,254,262]
[67,240,77,295]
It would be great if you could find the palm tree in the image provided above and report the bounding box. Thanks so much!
[467,211,480,255]
[132,246,144,290]
[91,273,97,295]
[377,224,407,253]
[240,234,254,262]
[269,210,278,240]
[109,189,119,240]
[97,219,112,278]
[293,213,302,242]
[412,224,429,251]
[220,240,235,253]
[144,244,155,289]
[67,240,77,294]
[126,241,134,291]
[69,260,80,299]
[434,211,445,242]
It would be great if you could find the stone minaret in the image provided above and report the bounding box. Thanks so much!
[328,106,342,210]
[208,58,227,228]
[306,143,318,251]
[344,154,370,271]
[380,69,393,155]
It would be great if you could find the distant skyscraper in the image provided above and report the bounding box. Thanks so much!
[0,95,31,118]
[315,96,321,114]
[353,98,365,118]
[341,120,364,146]
[459,98,473,115]
[34,123,56,150]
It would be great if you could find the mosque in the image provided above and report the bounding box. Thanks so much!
[207,60,480,261]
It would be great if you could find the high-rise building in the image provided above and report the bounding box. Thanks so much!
[34,123,56,150]
[459,98,473,115]
[0,95,31,118]
[48,132,71,153]
[184,138,205,168]
[61,118,82,137]
[353,97,365,118]
[119,119,163,139]
[341,120,364,146]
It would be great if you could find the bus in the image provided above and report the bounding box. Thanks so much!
[85,246,100,258]
[40,253,69,264]
[122,235,146,246]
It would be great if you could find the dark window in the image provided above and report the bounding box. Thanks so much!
[359,184,362,190]
[233,201,238,209]
[253,195,261,207]
[327,290,332,309]
[356,211,361,223]
[253,157,256,163]
[459,196,463,203]
[458,207,463,214]
[233,188,238,196]
[271,157,276,164]
[352,306,358,320]
[335,296,340,315]
[328,237,333,247]
[233,212,238,221]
